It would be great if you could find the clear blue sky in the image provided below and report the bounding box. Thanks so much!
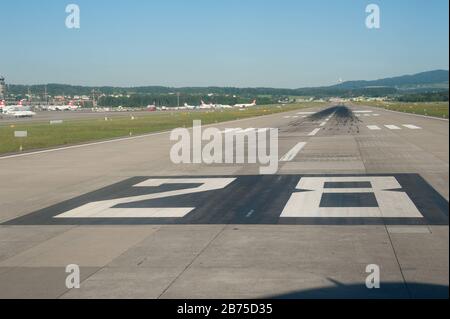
[0,0,448,88]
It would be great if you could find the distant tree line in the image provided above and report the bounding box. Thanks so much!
[7,83,399,98]
[396,91,449,102]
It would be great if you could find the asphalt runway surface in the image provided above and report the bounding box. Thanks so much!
[0,104,448,298]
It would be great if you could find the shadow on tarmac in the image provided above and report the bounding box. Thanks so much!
[270,280,449,299]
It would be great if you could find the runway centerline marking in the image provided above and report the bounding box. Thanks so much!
[308,128,321,136]
[246,210,255,218]
[367,125,381,130]
[280,142,307,162]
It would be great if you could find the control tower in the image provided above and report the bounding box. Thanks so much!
[0,76,5,100]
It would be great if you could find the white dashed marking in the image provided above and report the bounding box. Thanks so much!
[280,142,307,162]
[367,125,381,130]
[308,128,321,136]
[403,124,422,130]
[385,125,401,130]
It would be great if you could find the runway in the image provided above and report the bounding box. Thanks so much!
[0,104,448,298]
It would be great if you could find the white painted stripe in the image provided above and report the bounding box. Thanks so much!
[297,112,315,115]
[319,122,327,127]
[403,124,422,130]
[308,128,321,136]
[222,128,239,133]
[385,125,401,130]
[55,178,236,218]
[238,128,256,133]
[280,142,307,162]
[354,110,373,113]
[367,125,381,130]
[245,209,255,218]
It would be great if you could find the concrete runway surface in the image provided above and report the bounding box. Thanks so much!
[0,104,448,299]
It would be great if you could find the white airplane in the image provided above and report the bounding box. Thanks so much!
[1,99,24,113]
[184,103,198,110]
[146,104,157,111]
[67,101,80,111]
[47,101,79,111]
[8,109,36,118]
[234,99,256,108]
[214,103,233,109]
[47,104,67,111]
[1,100,36,117]
[200,100,214,109]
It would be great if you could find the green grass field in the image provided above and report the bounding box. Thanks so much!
[0,103,325,155]
[353,101,449,119]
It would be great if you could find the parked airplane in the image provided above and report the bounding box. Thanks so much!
[1,100,36,117]
[184,103,198,110]
[200,100,214,109]
[147,104,157,111]
[8,109,36,118]
[67,101,80,111]
[234,100,257,108]
[214,103,233,109]
[47,101,79,111]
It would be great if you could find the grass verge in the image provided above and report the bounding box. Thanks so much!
[353,101,449,119]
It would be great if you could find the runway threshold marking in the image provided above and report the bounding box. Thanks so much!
[4,174,448,226]
[280,142,307,162]
[403,124,422,130]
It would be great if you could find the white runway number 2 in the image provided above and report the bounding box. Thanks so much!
[55,178,236,219]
